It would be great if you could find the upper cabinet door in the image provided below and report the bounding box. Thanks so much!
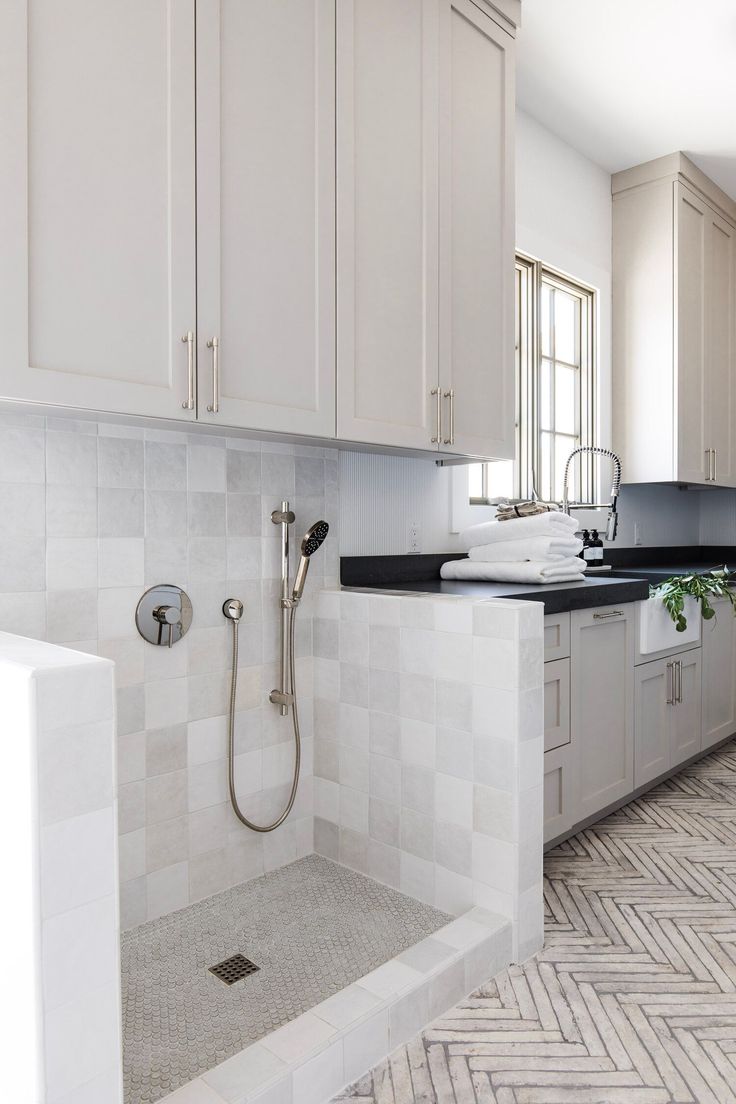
[196,0,335,437]
[674,183,709,484]
[706,210,736,487]
[439,0,515,459]
[337,0,440,450]
[0,1,197,420]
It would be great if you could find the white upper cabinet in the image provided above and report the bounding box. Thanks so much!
[438,0,515,459]
[0,0,198,421]
[338,0,517,458]
[0,0,517,453]
[613,154,736,487]
[196,0,336,436]
[336,0,439,450]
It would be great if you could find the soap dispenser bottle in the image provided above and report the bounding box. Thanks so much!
[581,530,591,562]
[590,529,604,564]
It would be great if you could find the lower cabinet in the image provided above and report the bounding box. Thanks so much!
[702,595,736,750]
[543,743,575,844]
[571,604,635,822]
[634,650,702,789]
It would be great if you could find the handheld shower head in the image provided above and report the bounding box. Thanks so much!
[292,521,329,601]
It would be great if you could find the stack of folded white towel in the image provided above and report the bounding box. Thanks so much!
[441,511,585,584]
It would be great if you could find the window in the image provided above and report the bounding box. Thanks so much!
[468,255,595,507]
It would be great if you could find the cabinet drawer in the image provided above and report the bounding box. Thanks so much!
[544,613,570,662]
[544,658,570,752]
[544,743,576,845]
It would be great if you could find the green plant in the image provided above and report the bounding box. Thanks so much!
[650,567,736,632]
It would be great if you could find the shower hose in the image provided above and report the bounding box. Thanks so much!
[226,604,301,832]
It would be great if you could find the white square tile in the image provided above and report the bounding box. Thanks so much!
[41,807,116,917]
[291,1040,343,1104]
[99,538,144,588]
[42,895,118,1011]
[44,981,121,1101]
[203,1042,286,1103]
[434,774,473,829]
[261,1011,336,1064]
[342,1009,389,1086]
[400,718,436,769]
[45,538,97,590]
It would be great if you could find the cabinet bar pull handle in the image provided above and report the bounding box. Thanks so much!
[676,659,683,703]
[206,336,220,414]
[706,448,713,481]
[713,448,717,482]
[431,387,442,444]
[593,609,624,620]
[181,331,195,411]
[443,389,455,445]
[666,661,674,705]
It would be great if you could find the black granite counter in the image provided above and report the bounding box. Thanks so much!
[340,554,650,614]
[361,574,650,613]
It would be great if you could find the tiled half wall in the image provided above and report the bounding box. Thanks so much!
[312,588,545,962]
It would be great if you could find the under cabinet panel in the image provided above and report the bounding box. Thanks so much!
[543,613,570,662]
[544,658,570,753]
[543,744,576,845]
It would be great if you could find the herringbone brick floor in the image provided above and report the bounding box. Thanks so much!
[334,739,736,1103]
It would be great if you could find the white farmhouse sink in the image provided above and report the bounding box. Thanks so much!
[639,594,700,654]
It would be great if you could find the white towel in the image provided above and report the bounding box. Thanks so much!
[441,557,585,585]
[460,512,578,551]
[468,536,583,563]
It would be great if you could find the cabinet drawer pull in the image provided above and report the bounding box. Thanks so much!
[713,448,717,482]
[675,658,683,703]
[206,336,220,414]
[666,661,674,705]
[443,388,455,445]
[431,387,442,444]
[181,330,195,411]
[593,609,624,620]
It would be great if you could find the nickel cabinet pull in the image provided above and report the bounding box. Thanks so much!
[443,389,455,445]
[713,448,718,482]
[430,387,442,444]
[666,661,674,705]
[206,336,220,414]
[181,331,195,411]
[593,609,624,620]
[675,659,683,703]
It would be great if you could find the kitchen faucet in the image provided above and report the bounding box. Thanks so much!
[561,445,621,542]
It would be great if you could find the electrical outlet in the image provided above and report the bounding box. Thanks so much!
[634,522,643,546]
[408,521,422,554]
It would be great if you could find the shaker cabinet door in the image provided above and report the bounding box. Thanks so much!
[0,0,197,420]
[571,605,635,820]
[702,596,736,750]
[196,0,336,436]
[336,0,440,450]
[438,0,515,460]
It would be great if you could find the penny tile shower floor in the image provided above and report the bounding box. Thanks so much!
[121,854,451,1104]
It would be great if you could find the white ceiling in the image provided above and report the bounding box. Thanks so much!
[516,0,736,199]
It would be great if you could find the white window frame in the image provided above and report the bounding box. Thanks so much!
[451,253,596,532]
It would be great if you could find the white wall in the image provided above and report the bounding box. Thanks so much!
[340,109,702,555]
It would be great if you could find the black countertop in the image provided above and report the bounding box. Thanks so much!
[340,554,651,614]
[361,574,650,614]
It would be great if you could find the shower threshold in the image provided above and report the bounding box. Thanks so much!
[121,854,511,1104]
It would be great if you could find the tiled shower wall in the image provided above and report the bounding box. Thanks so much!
[0,410,339,928]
